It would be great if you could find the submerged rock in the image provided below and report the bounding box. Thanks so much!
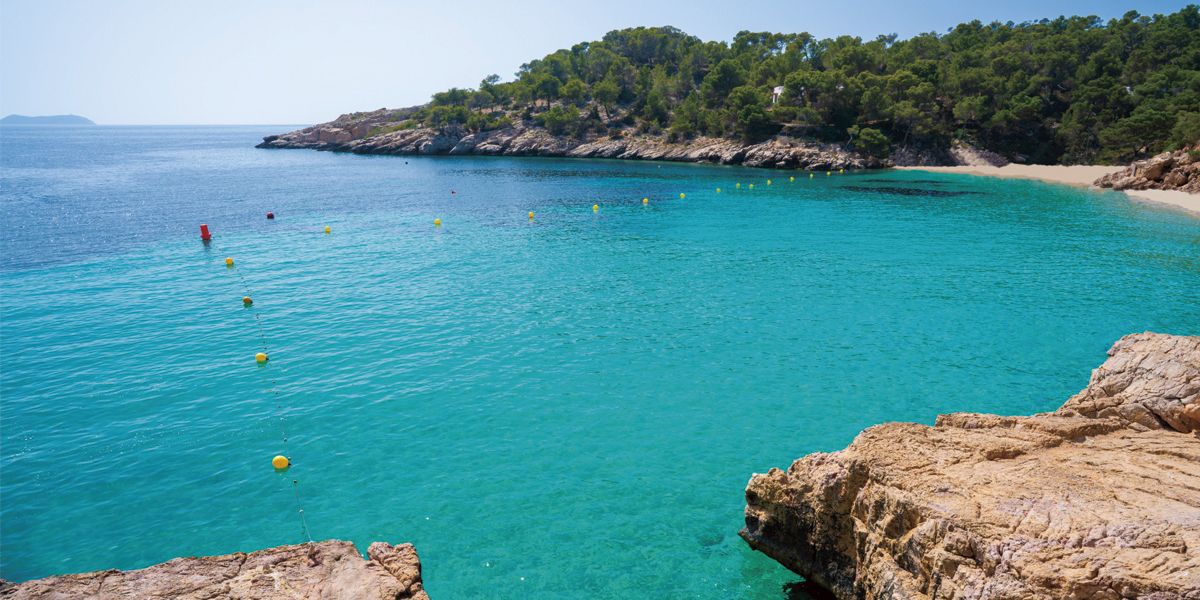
[0,540,430,600]
[1095,147,1200,193]
[741,332,1200,599]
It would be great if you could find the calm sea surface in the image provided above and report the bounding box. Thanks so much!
[2,125,1198,597]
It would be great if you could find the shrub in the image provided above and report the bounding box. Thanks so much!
[536,105,581,136]
[849,125,891,158]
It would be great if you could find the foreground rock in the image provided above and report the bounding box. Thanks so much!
[256,109,879,171]
[742,332,1200,599]
[1095,146,1200,193]
[0,540,429,600]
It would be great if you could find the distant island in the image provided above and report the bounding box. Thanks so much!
[259,7,1198,173]
[1,114,95,125]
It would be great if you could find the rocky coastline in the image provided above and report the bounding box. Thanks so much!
[741,332,1200,599]
[256,109,883,171]
[1095,146,1200,194]
[0,540,429,600]
[256,112,1200,200]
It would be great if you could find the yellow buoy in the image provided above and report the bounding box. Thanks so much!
[324,226,331,234]
[679,193,685,199]
[749,183,754,189]
[789,176,795,182]
[242,296,253,306]
[592,204,599,212]
[826,171,831,176]
[224,257,234,267]
[642,198,649,205]
[272,455,289,470]
[715,187,721,193]
[434,218,442,226]
[736,182,741,189]
[255,352,268,364]
[767,179,772,185]
[809,173,814,179]
[528,211,535,220]
[839,168,845,173]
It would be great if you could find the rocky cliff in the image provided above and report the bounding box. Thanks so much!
[1095,147,1200,194]
[741,332,1200,600]
[0,540,429,600]
[256,109,879,170]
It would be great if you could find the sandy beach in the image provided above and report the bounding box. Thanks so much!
[898,165,1200,217]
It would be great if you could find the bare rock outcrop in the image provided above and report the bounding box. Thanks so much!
[256,114,880,170]
[1095,147,1200,193]
[741,332,1200,600]
[1059,332,1200,433]
[0,540,430,600]
[889,142,1011,167]
[948,141,1009,167]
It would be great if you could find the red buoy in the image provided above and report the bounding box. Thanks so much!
[266,212,275,220]
[200,224,212,241]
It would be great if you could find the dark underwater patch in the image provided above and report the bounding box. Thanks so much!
[859,178,948,185]
[841,185,982,197]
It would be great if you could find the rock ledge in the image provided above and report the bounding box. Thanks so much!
[741,332,1200,600]
[0,540,430,600]
[255,110,881,171]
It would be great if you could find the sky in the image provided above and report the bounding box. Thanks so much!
[0,0,1191,124]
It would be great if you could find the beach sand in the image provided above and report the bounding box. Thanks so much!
[897,165,1200,218]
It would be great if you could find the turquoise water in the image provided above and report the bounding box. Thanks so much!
[2,126,1198,597]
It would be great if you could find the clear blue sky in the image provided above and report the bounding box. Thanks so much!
[0,0,1190,124]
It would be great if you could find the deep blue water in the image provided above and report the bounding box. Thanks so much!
[1,125,1198,597]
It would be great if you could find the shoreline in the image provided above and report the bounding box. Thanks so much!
[898,165,1200,218]
[256,121,881,171]
[741,332,1200,599]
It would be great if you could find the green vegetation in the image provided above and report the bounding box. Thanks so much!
[407,7,1199,163]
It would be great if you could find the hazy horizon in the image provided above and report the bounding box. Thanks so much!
[1,0,1191,125]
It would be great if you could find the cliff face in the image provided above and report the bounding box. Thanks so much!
[741,332,1200,600]
[256,110,881,171]
[0,540,429,600]
[1095,147,1200,193]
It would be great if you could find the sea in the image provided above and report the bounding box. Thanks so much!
[1,125,1197,598]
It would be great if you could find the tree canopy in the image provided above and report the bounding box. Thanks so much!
[409,7,1200,163]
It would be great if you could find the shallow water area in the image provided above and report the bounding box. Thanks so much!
[2,125,1198,598]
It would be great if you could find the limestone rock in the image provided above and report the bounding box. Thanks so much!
[1059,332,1200,433]
[741,332,1200,600]
[1095,147,1200,193]
[0,540,430,600]
[255,110,881,170]
[948,141,1009,167]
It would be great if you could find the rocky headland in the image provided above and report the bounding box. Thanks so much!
[741,332,1200,599]
[256,108,884,170]
[0,540,429,600]
[257,111,1200,204]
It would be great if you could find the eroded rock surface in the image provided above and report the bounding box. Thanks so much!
[0,540,430,600]
[947,141,1009,167]
[256,111,879,171]
[1095,147,1200,193]
[741,332,1200,600]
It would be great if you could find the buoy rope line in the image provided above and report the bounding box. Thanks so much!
[223,250,314,545]
[200,176,854,537]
